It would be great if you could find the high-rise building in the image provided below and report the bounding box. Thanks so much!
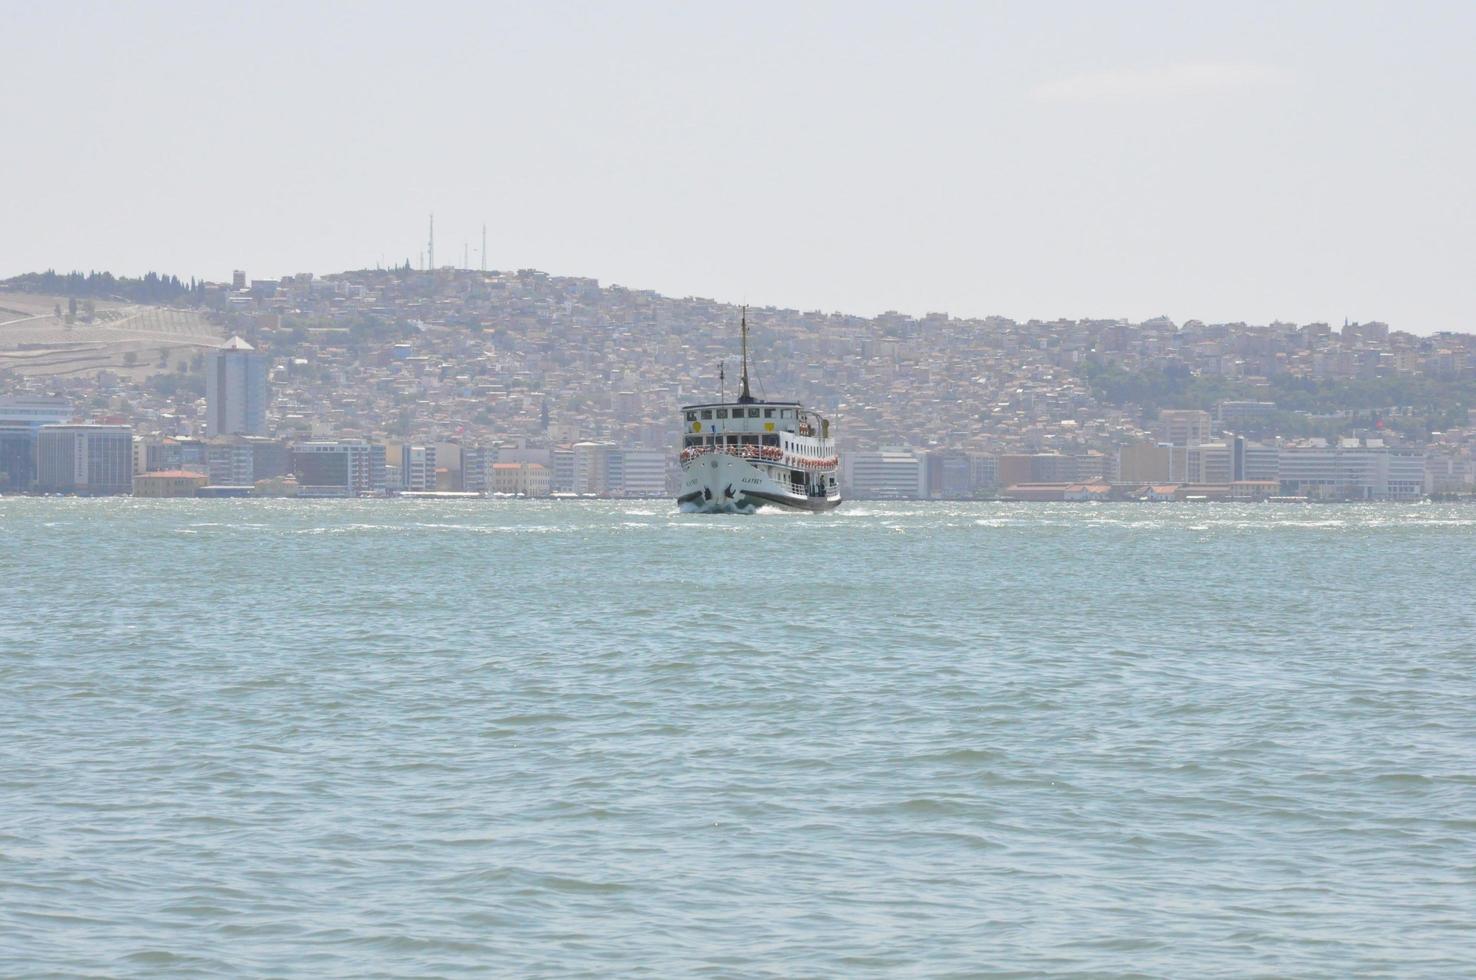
[291,441,387,497]
[923,450,974,498]
[206,436,288,487]
[550,447,575,493]
[402,445,438,491]
[572,442,614,494]
[1158,409,1212,448]
[206,336,269,437]
[970,453,998,489]
[462,445,496,493]
[0,396,72,491]
[619,449,667,496]
[36,425,134,495]
[1186,442,1233,484]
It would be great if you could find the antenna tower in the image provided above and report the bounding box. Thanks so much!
[738,305,753,403]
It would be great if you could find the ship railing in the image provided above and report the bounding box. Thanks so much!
[678,444,838,469]
[679,444,787,464]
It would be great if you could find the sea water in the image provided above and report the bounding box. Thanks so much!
[2,499,1473,976]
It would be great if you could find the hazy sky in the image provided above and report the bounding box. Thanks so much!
[5,1,1474,333]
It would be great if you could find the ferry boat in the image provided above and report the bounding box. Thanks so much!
[676,308,842,513]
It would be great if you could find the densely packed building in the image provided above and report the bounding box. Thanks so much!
[1,266,1473,498]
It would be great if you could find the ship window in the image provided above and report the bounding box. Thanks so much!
[685,411,696,422]
[764,409,775,418]
[684,436,701,447]
[716,409,728,419]
[762,434,779,446]
[748,408,760,418]
[700,410,713,419]
[781,409,793,418]
[742,435,758,445]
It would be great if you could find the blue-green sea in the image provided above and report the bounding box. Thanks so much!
[3,499,1474,977]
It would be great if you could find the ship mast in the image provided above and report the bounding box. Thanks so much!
[738,305,754,404]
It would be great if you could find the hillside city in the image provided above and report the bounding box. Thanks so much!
[1,265,1474,501]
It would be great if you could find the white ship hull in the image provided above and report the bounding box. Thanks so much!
[677,451,841,513]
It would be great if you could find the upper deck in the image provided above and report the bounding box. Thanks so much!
[678,400,835,463]
[679,401,829,437]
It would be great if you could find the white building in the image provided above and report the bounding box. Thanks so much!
[845,448,925,499]
[1185,436,1278,483]
[1279,439,1424,501]
[619,449,667,496]
[572,441,615,494]
[402,445,438,491]
[1426,454,1475,493]
[35,424,134,495]
[206,336,269,437]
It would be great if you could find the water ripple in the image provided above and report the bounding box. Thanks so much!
[2,499,1474,976]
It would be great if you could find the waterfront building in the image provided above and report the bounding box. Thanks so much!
[35,424,134,495]
[401,445,438,491]
[572,441,615,494]
[1237,436,1280,482]
[1228,480,1280,501]
[971,453,998,490]
[550,446,575,492]
[924,450,974,498]
[620,449,667,496]
[0,396,72,491]
[846,448,925,499]
[1279,439,1424,501]
[291,440,387,497]
[1117,442,1172,483]
[997,453,1079,486]
[604,446,625,495]
[461,445,495,493]
[206,336,269,436]
[1186,442,1234,484]
[207,441,253,486]
[1425,454,1476,493]
[490,461,551,496]
[133,470,208,498]
[204,437,286,487]
[0,426,36,492]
